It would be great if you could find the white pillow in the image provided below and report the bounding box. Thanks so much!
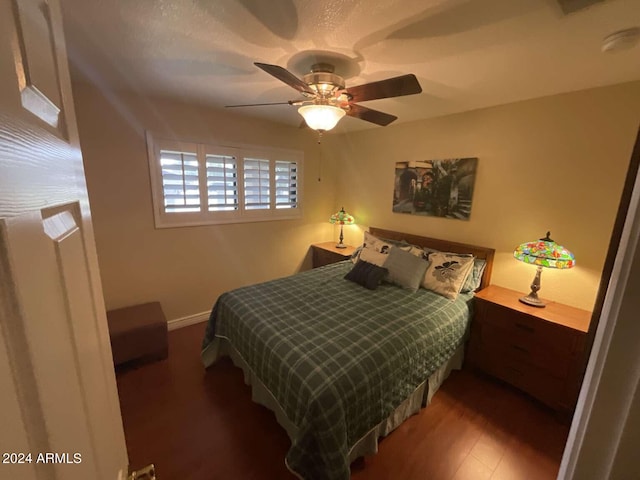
[353,232,393,266]
[406,245,427,257]
[359,247,389,267]
[421,252,475,300]
[362,231,392,254]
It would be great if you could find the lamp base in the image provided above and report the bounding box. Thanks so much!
[519,265,546,307]
[519,294,546,308]
[335,224,346,249]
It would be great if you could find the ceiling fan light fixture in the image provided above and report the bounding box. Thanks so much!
[298,105,345,132]
[601,27,640,53]
[238,62,422,128]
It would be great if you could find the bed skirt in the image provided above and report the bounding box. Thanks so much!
[206,336,463,475]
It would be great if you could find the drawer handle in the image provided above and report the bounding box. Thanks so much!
[515,322,535,334]
[511,344,529,354]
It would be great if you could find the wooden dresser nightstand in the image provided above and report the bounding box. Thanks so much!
[311,242,356,268]
[467,285,591,414]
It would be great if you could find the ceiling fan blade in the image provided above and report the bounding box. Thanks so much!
[346,104,397,126]
[225,101,300,108]
[346,74,422,103]
[254,62,316,96]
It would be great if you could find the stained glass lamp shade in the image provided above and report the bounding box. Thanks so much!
[513,232,575,307]
[329,207,355,249]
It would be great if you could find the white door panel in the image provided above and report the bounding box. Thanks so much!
[0,321,38,480]
[47,206,126,478]
[2,209,99,479]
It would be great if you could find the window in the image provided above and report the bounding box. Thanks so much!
[243,158,270,210]
[275,160,298,209]
[160,149,200,213]
[206,153,238,212]
[147,133,302,228]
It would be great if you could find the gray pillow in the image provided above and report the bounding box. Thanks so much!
[384,246,430,292]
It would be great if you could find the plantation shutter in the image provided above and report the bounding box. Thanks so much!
[149,134,302,227]
[275,160,298,209]
[206,154,239,211]
[159,149,200,212]
[243,158,270,210]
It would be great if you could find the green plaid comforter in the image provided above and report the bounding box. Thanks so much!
[201,261,473,480]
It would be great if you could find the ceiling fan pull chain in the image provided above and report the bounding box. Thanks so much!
[317,139,323,182]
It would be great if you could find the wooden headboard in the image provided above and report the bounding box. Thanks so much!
[369,227,495,291]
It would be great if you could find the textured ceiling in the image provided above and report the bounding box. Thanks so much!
[61,0,640,132]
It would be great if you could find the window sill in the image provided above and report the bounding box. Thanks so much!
[153,211,303,229]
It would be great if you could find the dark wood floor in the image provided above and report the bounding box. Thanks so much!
[116,323,570,480]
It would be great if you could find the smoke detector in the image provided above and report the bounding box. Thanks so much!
[601,27,640,53]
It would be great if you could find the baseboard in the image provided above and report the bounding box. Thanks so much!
[167,311,209,331]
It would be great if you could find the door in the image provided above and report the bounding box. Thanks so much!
[0,1,128,480]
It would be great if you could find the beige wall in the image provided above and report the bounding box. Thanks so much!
[73,82,337,320]
[75,80,640,320]
[326,81,640,310]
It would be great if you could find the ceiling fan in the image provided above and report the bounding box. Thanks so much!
[226,62,423,132]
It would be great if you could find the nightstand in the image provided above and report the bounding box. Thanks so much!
[467,285,591,414]
[311,242,356,268]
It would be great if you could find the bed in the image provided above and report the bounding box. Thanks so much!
[201,227,494,480]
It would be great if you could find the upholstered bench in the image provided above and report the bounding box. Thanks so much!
[106,302,168,367]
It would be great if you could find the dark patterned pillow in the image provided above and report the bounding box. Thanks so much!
[344,260,389,290]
